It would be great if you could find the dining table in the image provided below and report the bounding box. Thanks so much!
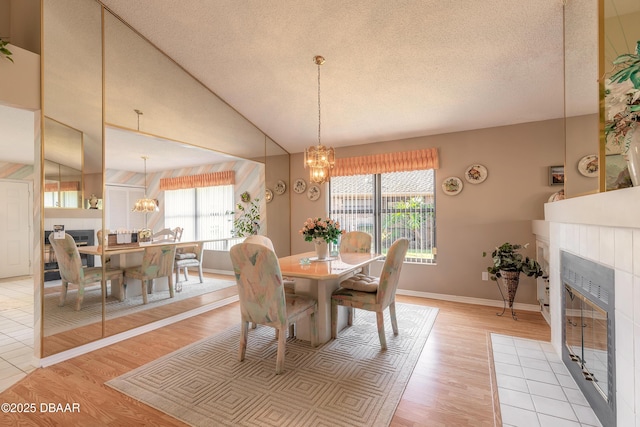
[77,240,206,300]
[278,251,384,344]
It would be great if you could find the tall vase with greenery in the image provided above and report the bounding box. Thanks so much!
[605,40,640,186]
[483,242,544,319]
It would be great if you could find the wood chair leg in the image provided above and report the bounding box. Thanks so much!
[239,320,248,361]
[289,323,295,338]
[168,275,175,298]
[75,283,85,311]
[331,299,338,339]
[275,326,286,374]
[58,281,69,307]
[376,311,387,350]
[183,267,188,281]
[141,280,148,304]
[116,277,125,302]
[389,301,399,335]
[347,307,354,326]
[197,265,204,283]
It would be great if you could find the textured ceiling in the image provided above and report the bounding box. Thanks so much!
[98,0,570,154]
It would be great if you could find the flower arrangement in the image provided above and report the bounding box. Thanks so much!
[605,40,640,153]
[299,217,345,244]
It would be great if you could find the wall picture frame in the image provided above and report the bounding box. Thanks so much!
[549,165,565,185]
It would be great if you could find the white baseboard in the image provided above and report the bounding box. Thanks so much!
[38,295,239,368]
[396,289,540,312]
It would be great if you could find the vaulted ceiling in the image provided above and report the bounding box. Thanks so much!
[99,0,572,154]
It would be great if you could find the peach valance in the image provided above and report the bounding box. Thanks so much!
[44,181,80,192]
[160,171,235,190]
[332,148,439,177]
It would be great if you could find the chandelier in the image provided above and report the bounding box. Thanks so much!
[304,55,335,184]
[132,155,158,213]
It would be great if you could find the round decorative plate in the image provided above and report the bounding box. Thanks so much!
[265,188,273,203]
[464,164,488,184]
[307,184,321,201]
[274,180,287,195]
[578,154,598,177]
[442,177,463,195]
[293,178,307,194]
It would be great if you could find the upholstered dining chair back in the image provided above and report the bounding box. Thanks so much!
[243,235,295,294]
[231,242,287,327]
[339,231,372,253]
[376,237,410,307]
[230,242,318,374]
[48,233,124,310]
[49,233,83,284]
[243,234,275,251]
[331,238,409,350]
[124,244,177,304]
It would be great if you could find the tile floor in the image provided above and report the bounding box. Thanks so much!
[0,276,37,392]
[491,333,602,427]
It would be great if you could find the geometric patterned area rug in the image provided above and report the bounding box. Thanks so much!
[106,303,438,427]
[43,277,236,336]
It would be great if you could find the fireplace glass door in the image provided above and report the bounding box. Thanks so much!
[564,284,608,400]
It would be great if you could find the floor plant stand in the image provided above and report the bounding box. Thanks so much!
[495,271,520,320]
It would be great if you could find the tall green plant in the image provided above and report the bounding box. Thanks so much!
[229,196,261,237]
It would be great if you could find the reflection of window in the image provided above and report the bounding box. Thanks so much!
[44,181,80,208]
[164,185,234,245]
[330,169,436,263]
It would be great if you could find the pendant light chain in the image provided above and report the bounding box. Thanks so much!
[317,58,322,147]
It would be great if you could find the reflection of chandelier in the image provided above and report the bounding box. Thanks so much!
[304,55,335,184]
[132,155,158,213]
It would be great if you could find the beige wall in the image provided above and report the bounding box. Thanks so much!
[290,118,565,305]
[0,0,40,54]
[565,114,599,197]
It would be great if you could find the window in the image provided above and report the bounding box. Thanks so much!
[164,185,234,247]
[330,169,436,263]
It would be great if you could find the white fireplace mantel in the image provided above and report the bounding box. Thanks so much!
[544,186,640,229]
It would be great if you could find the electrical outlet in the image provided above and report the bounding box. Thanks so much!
[482,271,489,281]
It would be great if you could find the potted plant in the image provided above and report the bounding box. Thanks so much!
[228,192,261,237]
[483,242,543,310]
[0,38,13,63]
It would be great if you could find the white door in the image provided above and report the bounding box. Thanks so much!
[0,180,31,279]
[105,185,145,231]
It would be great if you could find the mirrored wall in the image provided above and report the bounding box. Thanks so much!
[602,0,640,190]
[563,0,600,198]
[41,0,290,357]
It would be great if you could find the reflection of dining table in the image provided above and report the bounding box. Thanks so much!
[278,251,384,344]
[78,241,206,299]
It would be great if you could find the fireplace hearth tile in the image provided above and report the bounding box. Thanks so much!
[491,334,602,427]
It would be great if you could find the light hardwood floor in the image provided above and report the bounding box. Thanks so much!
[1,293,550,426]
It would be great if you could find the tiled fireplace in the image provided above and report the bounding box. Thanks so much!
[542,187,640,426]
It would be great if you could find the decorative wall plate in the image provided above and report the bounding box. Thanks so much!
[274,180,287,195]
[307,184,321,201]
[464,164,488,184]
[442,177,463,195]
[293,178,307,194]
[265,188,273,203]
[578,155,598,177]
